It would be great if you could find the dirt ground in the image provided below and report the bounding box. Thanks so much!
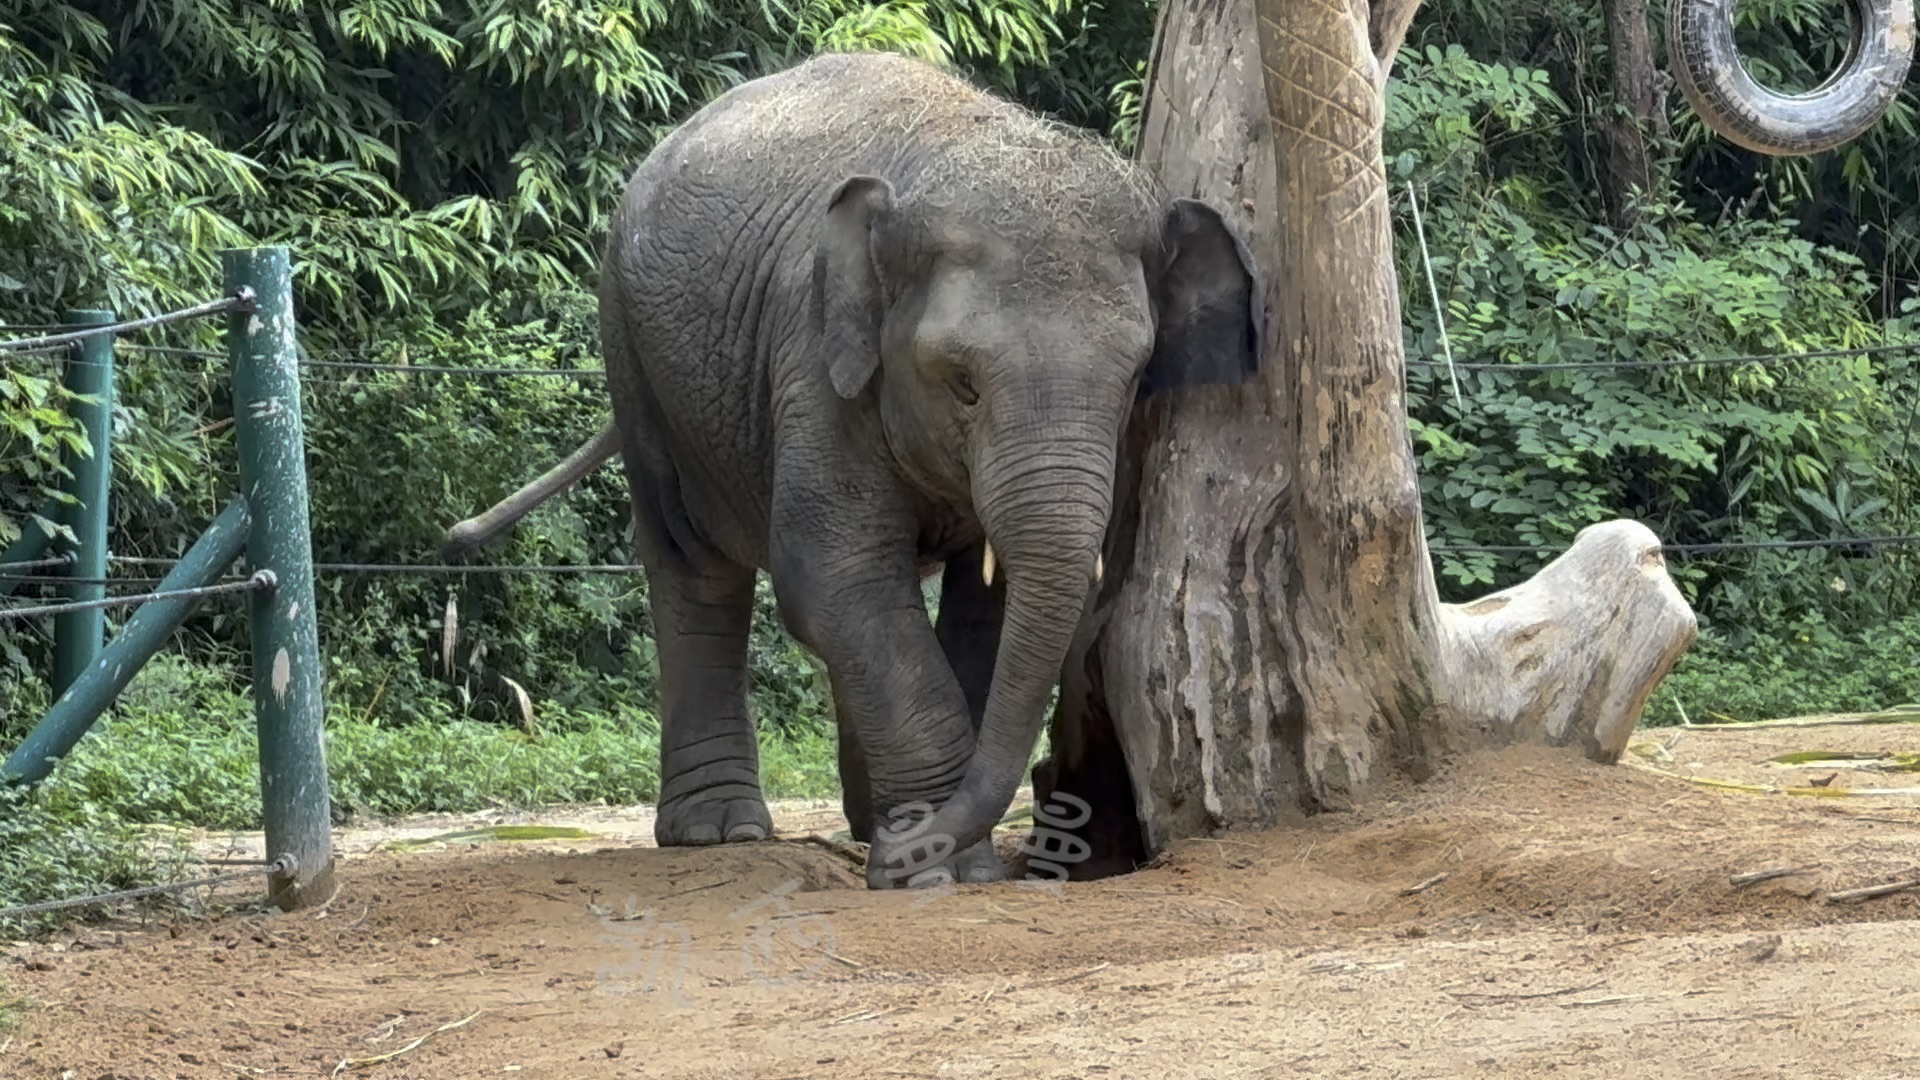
[7,723,1920,1079]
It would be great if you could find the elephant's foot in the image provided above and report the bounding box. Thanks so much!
[952,837,1007,882]
[655,784,772,846]
[864,834,1006,889]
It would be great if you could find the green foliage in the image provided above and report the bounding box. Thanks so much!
[1646,613,1920,726]
[1384,41,1920,640]
[0,765,191,939]
[49,651,839,823]
[0,363,89,551]
[0,0,1083,344]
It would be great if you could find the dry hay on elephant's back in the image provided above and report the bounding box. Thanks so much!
[704,51,1161,257]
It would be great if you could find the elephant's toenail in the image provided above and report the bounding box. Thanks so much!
[727,823,767,842]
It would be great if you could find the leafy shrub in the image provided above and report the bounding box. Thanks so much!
[1384,44,1919,642]
[0,774,190,940]
[1647,613,1920,726]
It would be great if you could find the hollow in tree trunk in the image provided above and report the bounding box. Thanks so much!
[1032,0,1699,875]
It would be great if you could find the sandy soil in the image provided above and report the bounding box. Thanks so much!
[6,724,1920,1079]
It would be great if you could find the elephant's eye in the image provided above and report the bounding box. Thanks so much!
[949,371,980,406]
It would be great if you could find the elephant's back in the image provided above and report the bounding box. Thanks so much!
[617,51,1157,257]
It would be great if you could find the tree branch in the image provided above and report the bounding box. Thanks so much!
[1369,0,1426,85]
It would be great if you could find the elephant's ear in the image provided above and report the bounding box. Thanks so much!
[1142,198,1263,397]
[812,175,895,400]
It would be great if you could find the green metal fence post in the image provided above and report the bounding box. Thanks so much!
[3,498,251,784]
[226,246,334,912]
[51,309,116,697]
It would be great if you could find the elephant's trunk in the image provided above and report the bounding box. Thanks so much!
[876,431,1114,883]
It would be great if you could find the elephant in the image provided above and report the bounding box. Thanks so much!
[441,51,1261,889]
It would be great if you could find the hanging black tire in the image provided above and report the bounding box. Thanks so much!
[1669,0,1916,156]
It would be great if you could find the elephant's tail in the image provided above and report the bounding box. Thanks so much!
[440,423,622,559]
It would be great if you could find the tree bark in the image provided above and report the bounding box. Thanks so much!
[1032,0,1698,873]
[1600,0,1672,229]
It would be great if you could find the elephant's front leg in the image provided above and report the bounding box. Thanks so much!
[839,544,1002,845]
[773,540,1003,888]
[923,541,1010,883]
[648,562,773,845]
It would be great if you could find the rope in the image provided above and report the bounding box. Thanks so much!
[0,569,276,621]
[1405,181,1463,411]
[309,346,1916,377]
[81,337,1920,379]
[0,572,186,586]
[104,556,644,575]
[115,344,223,360]
[0,855,295,922]
[0,290,255,353]
[110,343,606,378]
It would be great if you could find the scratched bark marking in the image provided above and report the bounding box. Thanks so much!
[1180,594,1236,819]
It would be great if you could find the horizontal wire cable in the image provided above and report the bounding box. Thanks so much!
[0,856,294,922]
[106,555,647,574]
[75,534,1920,580]
[0,554,74,572]
[299,358,606,377]
[1408,341,1920,373]
[31,337,1920,379]
[0,570,275,621]
[0,291,254,353]
[1430,534,1920,556]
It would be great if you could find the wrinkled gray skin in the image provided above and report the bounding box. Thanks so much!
[476,53,1260,888]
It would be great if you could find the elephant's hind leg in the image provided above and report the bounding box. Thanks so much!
[828,674,874,844]
[933,541,1004,734]
[603,294,771,846]
[648,561,772,845]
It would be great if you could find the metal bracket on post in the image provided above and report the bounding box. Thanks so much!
[225,246,334,913]
[52,310,116,698]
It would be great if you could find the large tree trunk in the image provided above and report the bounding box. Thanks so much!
[1033,0,1698,872]
[1599,0,1672,229]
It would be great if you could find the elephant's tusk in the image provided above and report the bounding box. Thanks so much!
[982,542,997,587]
[1094,554,1104,584]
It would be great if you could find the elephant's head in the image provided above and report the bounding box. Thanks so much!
[811,172,1261,879]
[1670,0,1914,155]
